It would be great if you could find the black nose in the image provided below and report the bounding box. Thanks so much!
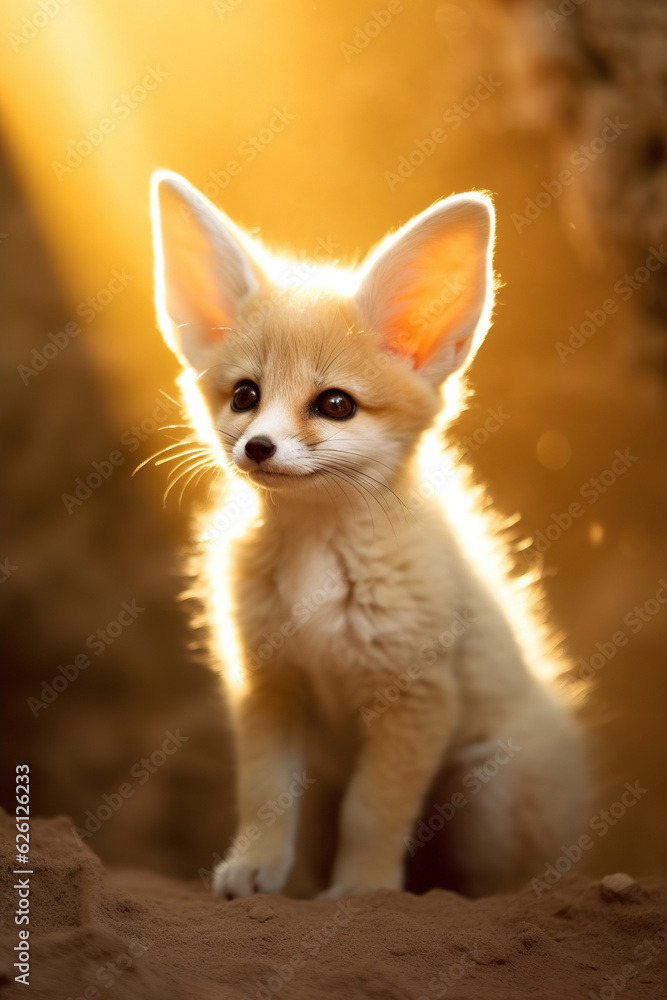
[245,435,276,464]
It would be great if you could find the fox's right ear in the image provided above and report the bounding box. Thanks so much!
[353,193,494,387]
[150,170,264,371]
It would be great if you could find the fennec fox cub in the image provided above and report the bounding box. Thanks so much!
[151,170,584,900]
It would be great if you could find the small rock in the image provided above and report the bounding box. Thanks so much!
[600,873,638,902]
[247,903,276,922]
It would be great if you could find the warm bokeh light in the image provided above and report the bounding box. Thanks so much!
[536,429,572,471]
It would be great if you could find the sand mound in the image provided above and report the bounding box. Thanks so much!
[1,811,666,999]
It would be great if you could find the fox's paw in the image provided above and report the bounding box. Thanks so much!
[318,865,403,899]
[213,853,292,899]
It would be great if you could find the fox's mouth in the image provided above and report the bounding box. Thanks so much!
[246,467,314,482]
[247,465,290,475]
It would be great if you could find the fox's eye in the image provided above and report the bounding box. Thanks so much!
[314,389,356,420]
[231,380,260,412]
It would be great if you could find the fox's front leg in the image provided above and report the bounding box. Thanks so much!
[323,678,458,898]
[213,691,300,898]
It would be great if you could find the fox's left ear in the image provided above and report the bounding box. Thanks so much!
[353,194,495,385]
[150,169,266,371]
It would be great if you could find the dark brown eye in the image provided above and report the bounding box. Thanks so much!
[231,380,260,412]
[314,389,356,420]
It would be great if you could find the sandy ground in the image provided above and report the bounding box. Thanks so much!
[1,811,666,1000]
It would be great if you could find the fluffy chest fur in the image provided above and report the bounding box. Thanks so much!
[231,500,461,701]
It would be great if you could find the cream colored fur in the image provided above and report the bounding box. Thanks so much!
[150,170,585,900]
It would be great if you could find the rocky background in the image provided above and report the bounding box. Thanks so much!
[496,0,667,368]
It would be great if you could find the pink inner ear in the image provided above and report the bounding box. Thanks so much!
[159,182,235,347]
[171,242,233,345]
[380,227,484,367]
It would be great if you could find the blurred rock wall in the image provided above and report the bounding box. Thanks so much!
[495,0,667,367]
[0,142,235,877]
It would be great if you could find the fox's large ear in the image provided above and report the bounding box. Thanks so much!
[353,194,494,386]
[150,169,264,371]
